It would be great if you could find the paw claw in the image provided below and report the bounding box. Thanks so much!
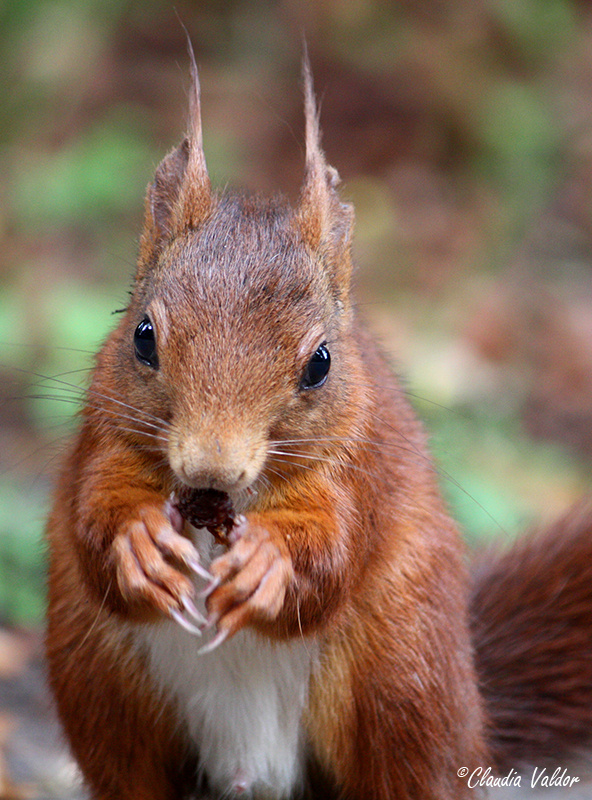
[188,558,214,582]
[197,628,228,655]
[165,498,185,533]
[203,610,219,631]
[198,576,221,599]
[171,608,203,636]
[181,595,207,625]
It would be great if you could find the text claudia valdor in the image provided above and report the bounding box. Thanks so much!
[457,766,581,790]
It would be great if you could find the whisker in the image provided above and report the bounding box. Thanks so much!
[343,376,463,416]
[0,341,96,357]
[0,431,73,478]
[362,407,509,536]
[13,365,170,429]
[252,471,274,495]
[36,367,92,382]
[266,452,378,480]
[262,465,290,486]
[9,393,83,407]
[23,394,170,439]
[269,436,387,455]
[269,444,424,469]
[83,391,170,431]
[110,426,168,444]
[270,420,505,535]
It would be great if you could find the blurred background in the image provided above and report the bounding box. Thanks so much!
[2,0,592,796]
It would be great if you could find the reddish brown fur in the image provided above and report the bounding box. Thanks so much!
[47,471,196,798]
[471,503,592,772]
[45,56,592,800]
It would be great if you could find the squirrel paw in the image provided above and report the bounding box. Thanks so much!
[203,517,294,645]
[111,501,212,629]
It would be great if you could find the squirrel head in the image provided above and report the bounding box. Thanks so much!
[104,49,365,498]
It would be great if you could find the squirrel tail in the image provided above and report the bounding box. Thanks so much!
[470,503,592,770]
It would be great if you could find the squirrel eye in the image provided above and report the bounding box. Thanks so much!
[134,316,158,368]
[301,343,330,390]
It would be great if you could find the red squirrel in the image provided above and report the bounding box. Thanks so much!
[45,50,592,800]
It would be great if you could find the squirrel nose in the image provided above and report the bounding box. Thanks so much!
[169,437,252,492]
[185,467,247,493]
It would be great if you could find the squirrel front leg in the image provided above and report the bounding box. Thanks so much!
[205,484,357,646]
[71,428,210,627]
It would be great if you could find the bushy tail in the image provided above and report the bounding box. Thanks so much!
[470,503,592,770]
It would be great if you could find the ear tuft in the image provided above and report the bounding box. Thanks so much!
[137,36,211,270]
[179,33,211,227]
[297,47,354,294]
[149,140,190,240]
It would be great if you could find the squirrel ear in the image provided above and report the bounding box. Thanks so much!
[297,49,354,272]
[175,34,212,228]
[145,140,190,243]
[139,36,211,266]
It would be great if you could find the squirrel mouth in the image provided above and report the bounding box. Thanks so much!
[173,486,237,545]
[172,482,259,539]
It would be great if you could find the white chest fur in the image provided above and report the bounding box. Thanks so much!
[134,526,317,799]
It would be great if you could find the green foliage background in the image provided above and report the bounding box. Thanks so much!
[1,0,592,625]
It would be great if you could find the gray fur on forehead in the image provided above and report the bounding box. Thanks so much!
[157,191,319,301]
